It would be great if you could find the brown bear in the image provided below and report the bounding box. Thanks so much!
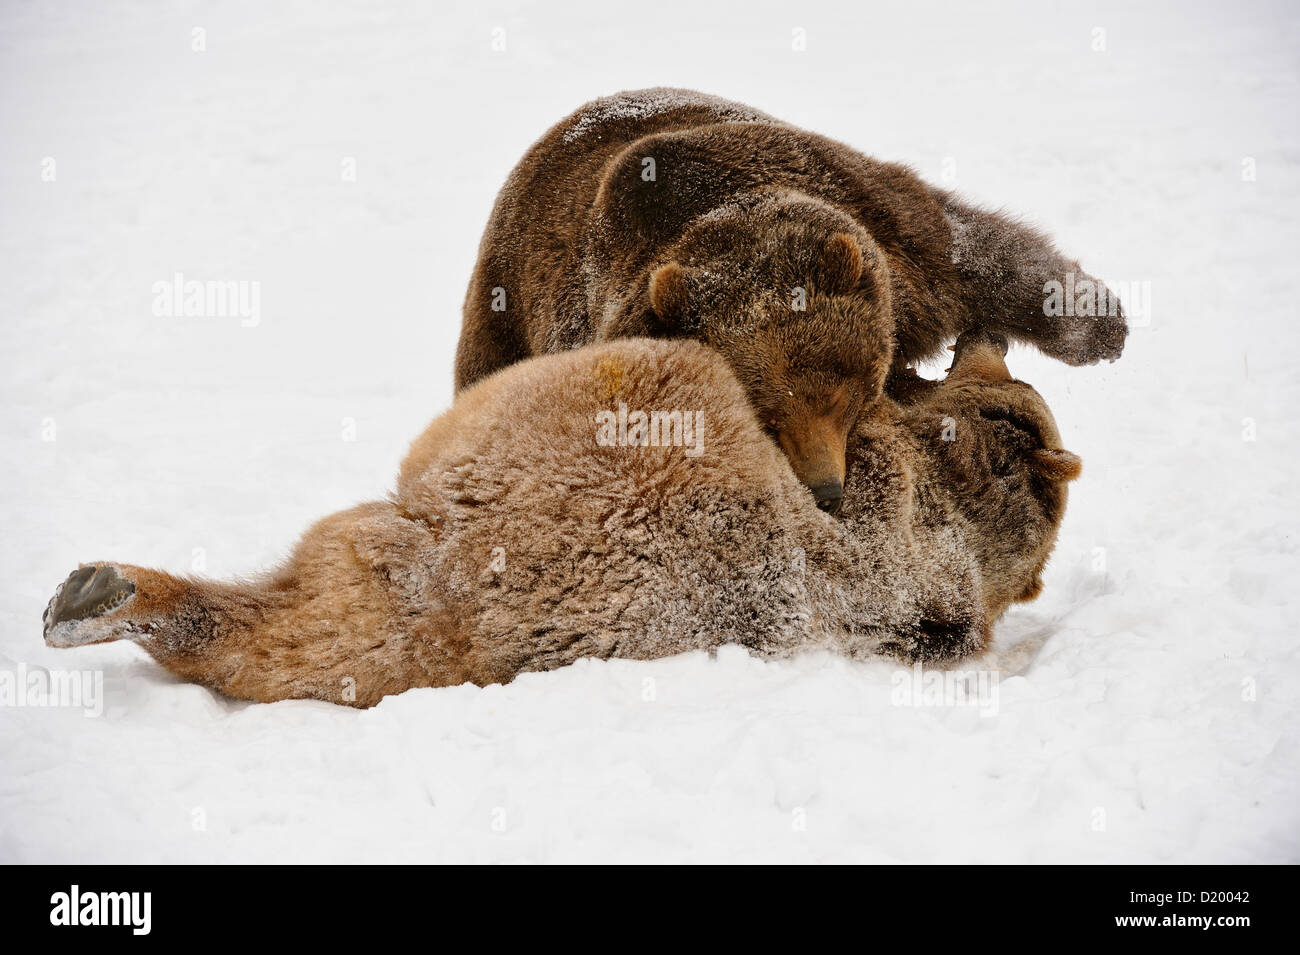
[456,87,1122,511]
[42,331,1080,707]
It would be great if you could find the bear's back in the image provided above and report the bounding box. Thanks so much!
[556,87,777,150]
[399,339,839,666]
[405,338,814,529]
[491,88,777,242]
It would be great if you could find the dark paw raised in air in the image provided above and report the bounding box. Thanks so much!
[1047,302,1129,367]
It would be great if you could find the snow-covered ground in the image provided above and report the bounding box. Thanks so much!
[1,0,1297,863]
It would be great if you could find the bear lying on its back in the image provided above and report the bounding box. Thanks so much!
[457,87,1122,511]
[43,332,1080,707]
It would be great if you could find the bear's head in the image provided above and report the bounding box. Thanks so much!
[888,329,1083,621]
[645,196,895,512]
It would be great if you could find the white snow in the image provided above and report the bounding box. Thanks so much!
[1,0,1297,863]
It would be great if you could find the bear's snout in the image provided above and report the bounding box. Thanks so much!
[775,417,849,514]
[811,481,844,514]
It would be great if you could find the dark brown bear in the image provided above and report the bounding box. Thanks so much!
[456,88,1125,511]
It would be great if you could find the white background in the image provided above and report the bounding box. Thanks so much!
[1,0,1296,862]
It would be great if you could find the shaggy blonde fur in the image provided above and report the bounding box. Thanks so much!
[43,333,1079,707]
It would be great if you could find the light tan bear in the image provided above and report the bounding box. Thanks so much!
[43,332,1080,707]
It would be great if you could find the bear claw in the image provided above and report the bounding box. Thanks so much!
[43,565,135,645]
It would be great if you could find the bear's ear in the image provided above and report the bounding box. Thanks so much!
[649,261,690,329]
[817,233,864,295]
[1018,574,1045,602]
[1029,448,1083,482]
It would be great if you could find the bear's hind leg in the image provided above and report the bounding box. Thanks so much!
[43,564,138,647]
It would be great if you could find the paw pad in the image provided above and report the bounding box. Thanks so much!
[43,565,135,639]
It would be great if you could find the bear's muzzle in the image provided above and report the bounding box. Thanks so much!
[776,417,848,514]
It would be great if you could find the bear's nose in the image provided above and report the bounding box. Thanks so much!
[812,481,843,514]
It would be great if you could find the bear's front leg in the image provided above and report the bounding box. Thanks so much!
[936,189,1128,366]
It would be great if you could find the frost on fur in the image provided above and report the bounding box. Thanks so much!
[44,335,1080,707]
[937,189,1127,366]
[457,87,1125,510]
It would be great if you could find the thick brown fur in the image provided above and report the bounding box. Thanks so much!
[44,333,1080,707]
[456,88,1123,504]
